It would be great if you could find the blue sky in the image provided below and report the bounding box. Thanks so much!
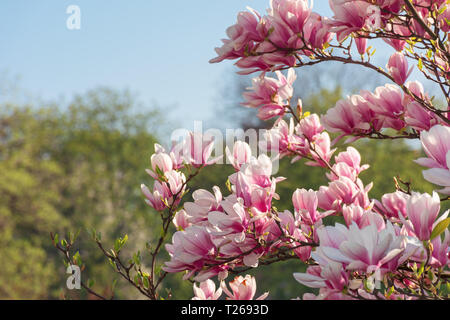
[2,0,430,134]
[0,1,337,130]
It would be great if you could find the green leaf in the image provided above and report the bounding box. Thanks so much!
[418,58,423,71]
[430,217,450,241]
[53,233,59,246]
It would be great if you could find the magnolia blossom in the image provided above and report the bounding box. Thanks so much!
[192,279,223,300]
[364,84,405,130]
[306,132,336,168]
[181,132,222,168]
[184,186,223,226]
[374,191,409,220]
[292,188,333,225]
[294,262,349,292]
[267,0,312,48]
[303,12,333,50]
[260,118,295,156]
[342,204,386,231]
[334,147,369,175]
[387,52,412,85]
[147,151,173,179]
[141,181,171,211]
[163,226,221,281]
[221,275,269,300]
[242,69,296,120]
[317,176,372,212]
[312,222,420,274]
[267,209,312,261]
[355,37,367,55]
[159,0,450,301]
[327,0,374,41]
[210,8,266,64]
[226,140,252,171]
[400,192,449,241]
[208,198,250,244]
[297,114,324,141]
[430,229,450,268]
[321,95,372,137]
[415,125,450,194]
[173,209,191,231]
[229,154,285,213]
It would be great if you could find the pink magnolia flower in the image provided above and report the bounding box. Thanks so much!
[164,170,186,195]
[303,12,334,49]
[326,162,359,182]
[430,229,450,268]
[374,191,409,220]
[210,8,266,64]
[221,275,269,300]
[384,37,406,52]
[321,95,371,137]
[232,170,277,213]
[182,132,222,168]
[317,176,371,212]
[267,210,312,261]
[261,118,307,158]
[155,142,185,170]
[163,225,220,281]
[292,188,333,225]
[400,191,449,241]
[376,0,403,15]
[415,125,450,194]
[141,181,171,211]
[355,36,367,55]
[294,262,349,292]
[364,84,405,130]
[334,146,369,175]
[403,81,428,106]
[148,152,173,179]
[208,198,249,244]
[327,0,373,42]
[192,279,222,300]
[342,204,386,231]
[243,69,296,120]
[173,209,191,231]
[405,101,441,131]
[267,0,312,48]
[387,52,412,85]
[383,21,409,51]
[315,221,419,273]
[306,132,336,168]
[297,113,324,141]
[365,5,381,31]
[226,140,252,171]
[184,186,223,226]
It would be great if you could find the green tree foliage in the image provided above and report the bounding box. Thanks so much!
[0,88,160,299]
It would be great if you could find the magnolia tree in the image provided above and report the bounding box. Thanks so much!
[53,0,450,300]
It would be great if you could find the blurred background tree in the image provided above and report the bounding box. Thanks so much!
[0,88,163,299]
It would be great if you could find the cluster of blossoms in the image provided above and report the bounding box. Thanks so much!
[192,276,269,300]
[134,0,450,300]
[321,81,446,142]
